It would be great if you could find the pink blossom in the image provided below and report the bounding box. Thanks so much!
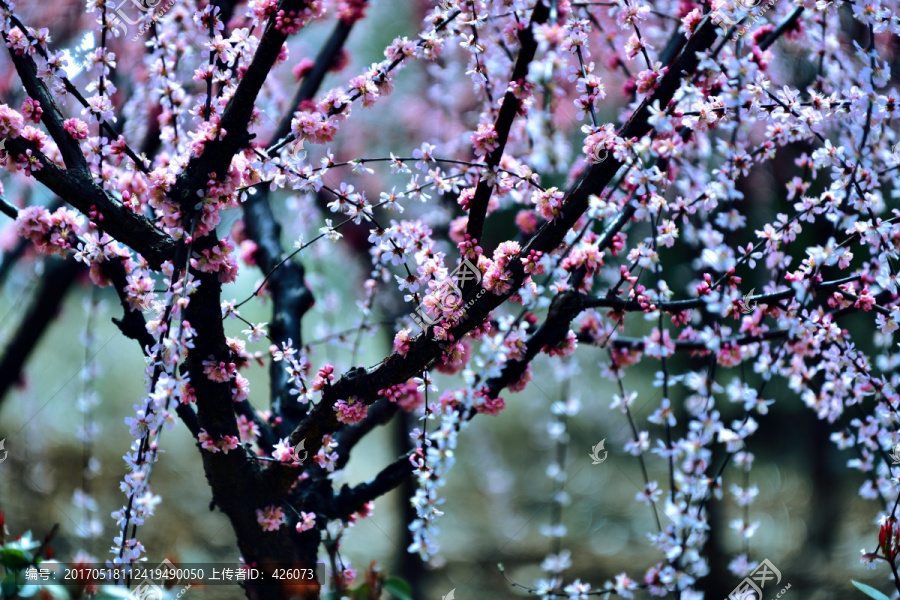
[293,57,315,81]
[272,438,296,463]
[219,435,240,454]
[635,64,667,95]
[295,511,316,532]
[474,390,505,416]
[0,105,24,139]
[256,505,285,532]
[15,205,82,256]
[532,187,565,221]
[64,118,89,139]
[312,364,334,391]
[274,10,304,35]
[291,110,338,144]
[515,210,539,235]
[393,329,412,356]
[379,380,423,412]
[21,98,41,123]
[521,249,545,275]
[193,238,239,283]
[644,328,674,359]
[339,567,356,588]
[613,573,638,599]
[236,415,260,443]
[202,360,236,383]
[334,397,368,424]
[198,429,219,453]
[232,374,250,403]
[543,331,577,358]
[15,149,44,177]
[5,27,33,56]
[436,340,470,375]
[508,365,532,393]
[471,123,500,156]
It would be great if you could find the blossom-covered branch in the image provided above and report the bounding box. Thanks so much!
[275,19,722,484]
[464,1,549,242]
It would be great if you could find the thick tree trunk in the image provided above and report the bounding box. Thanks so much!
[184,270,321,599]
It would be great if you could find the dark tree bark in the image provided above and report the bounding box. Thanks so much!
[0,257,80,402]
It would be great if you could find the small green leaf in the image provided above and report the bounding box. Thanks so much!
[0,547,34,570]
[852,580,893,600]
[1,573,23,598]
[383,576,413,600]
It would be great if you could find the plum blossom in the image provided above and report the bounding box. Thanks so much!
[334,397,368,424]
[472,123,500,156]
[296,511,316,533]
[256,505,285,532]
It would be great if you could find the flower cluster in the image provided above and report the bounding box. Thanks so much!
[408,408,461,560]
